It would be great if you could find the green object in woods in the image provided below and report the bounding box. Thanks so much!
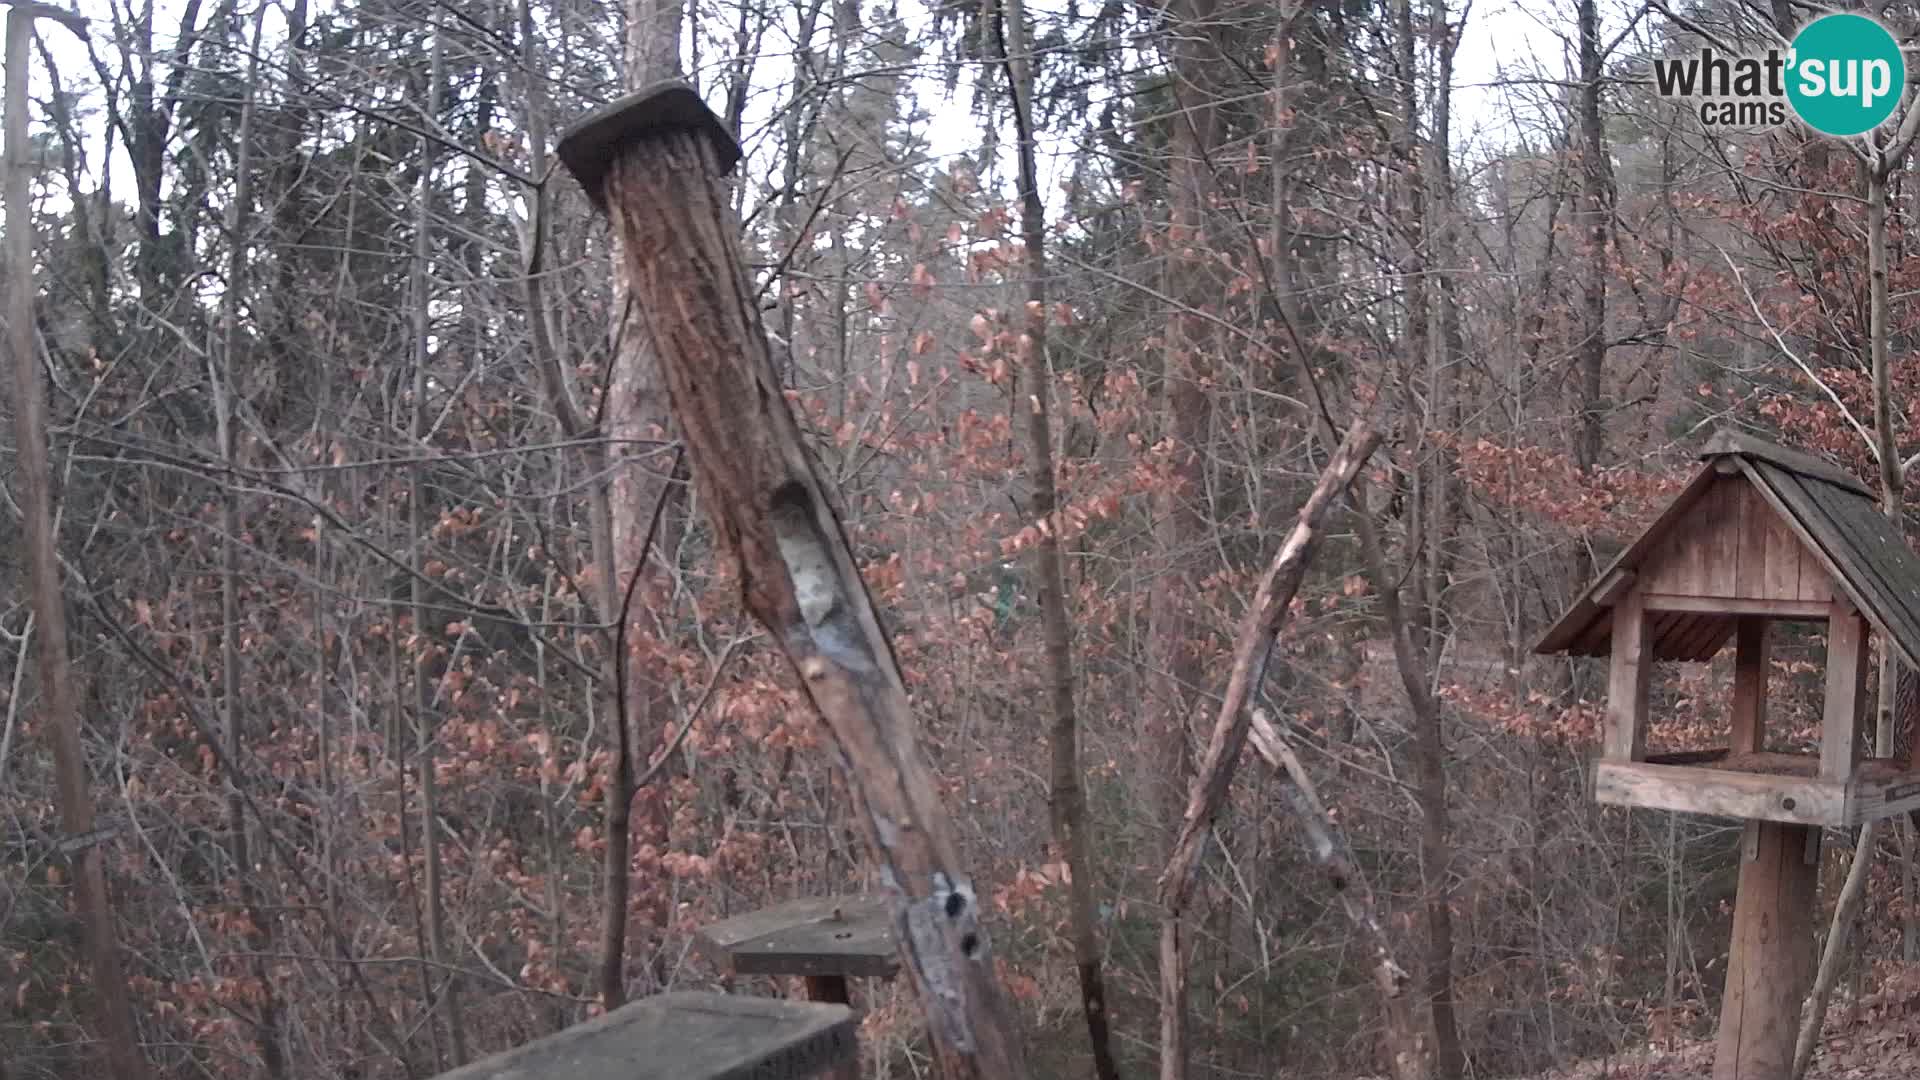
[993,565,1018,629]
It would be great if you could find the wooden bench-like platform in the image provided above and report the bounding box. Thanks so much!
[1596,749,1920,827]
[695,895,899,981]
[432,991,856,1080]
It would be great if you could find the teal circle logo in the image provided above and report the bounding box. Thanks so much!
[1787,14,1906,136]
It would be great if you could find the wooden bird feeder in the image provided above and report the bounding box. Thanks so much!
[1536,429,1920,1080]
[695,894,900,1003]
[696,896,898,1080]
[430,991,856,1080]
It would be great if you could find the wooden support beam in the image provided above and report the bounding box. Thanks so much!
[1730,618,1767,755]
[432,992,856,1080]
[1605,589,1651,762]
[1594,761,1844,826]
[556,83,1028,1080]
[1593,569,1636,607]
[1822,604,1868,781]
[1712,821,1817,1080]
[1641,595,1832,619]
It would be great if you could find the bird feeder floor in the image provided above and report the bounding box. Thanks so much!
[695,895,901,980]
[1596,750,1920,826]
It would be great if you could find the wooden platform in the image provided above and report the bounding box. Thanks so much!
[1596,750,1920,826]
[431,991,856,1080]
[695,895,899,980]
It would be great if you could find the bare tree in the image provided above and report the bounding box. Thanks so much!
[2,6,147,1078]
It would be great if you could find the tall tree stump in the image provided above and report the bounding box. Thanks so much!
[1714,820,1818,1080]
[556,83,1030,1080]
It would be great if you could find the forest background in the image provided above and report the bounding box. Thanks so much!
[7,0,1920,1077]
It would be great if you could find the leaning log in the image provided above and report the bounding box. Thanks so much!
[556,83,1030,1079]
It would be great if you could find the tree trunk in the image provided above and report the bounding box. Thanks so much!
[598,0,688,1006]
[2,8,148,1078]
[1420,0,1460,672]
[992,2,1119,1077]
[1156,421,1383,1080]
[409,27,467,1068]
[211,11,284,1075]
[1796,148,1920,1078]
[1354,479,1465,1080]
[1149,4,1220,1068]
[1573,0,1609,479]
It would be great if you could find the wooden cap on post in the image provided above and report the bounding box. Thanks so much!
[556,80,743,213]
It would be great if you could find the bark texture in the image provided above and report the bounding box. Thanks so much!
[595,127,1032,1080]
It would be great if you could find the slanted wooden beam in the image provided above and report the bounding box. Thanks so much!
[1730,618,1767,755]
[556,83,1029,1080]
[433,992,855,1080]
[1822,602,1868,782]
[1593,568,1636,607]
[1604,589,1651,761]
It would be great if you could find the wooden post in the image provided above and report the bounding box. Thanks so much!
[801,976,857,1080]
[557,85,1030,1080]
[1605,589,1651,761]
[1822,603,1867,781]
[1713,820,1818,1080]
[1730,617,1767,755]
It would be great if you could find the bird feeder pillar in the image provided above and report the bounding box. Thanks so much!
[1712,820,1818,1080]
[1820,602,1868,782]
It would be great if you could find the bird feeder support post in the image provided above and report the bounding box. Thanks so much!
[1713,820,1818,1080]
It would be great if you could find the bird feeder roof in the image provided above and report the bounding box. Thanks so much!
[1534,429,1920,670]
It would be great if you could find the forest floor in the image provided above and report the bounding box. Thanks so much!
[1538,967,1920,1078]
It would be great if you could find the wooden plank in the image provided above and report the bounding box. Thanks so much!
[1641,595,1831,619]
[1699,428,1875,497]
[1605,590,1651,762]
[1730,617,1767,755]
[695,896,899,980]
[1671,483,1714,597]
[1646,748,1733,766]
[1593,569,1636,607]
[1712,821,1819,1080]
[1759,487,1804,602]
[1798,542,1833,603]
[432,992,856,1080]
[1593,761,1846,826]
[1703,479,1739,597]
[1821,607,1868,781]
[1677,613,1733,662]
[1847,770,1920,825]
[556,82,743,211]
[1734,482,1771,599]
[1740,461,1863,613]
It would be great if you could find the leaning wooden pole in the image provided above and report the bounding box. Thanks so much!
[3,6,147,1078]
[557,84,1031,1080]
